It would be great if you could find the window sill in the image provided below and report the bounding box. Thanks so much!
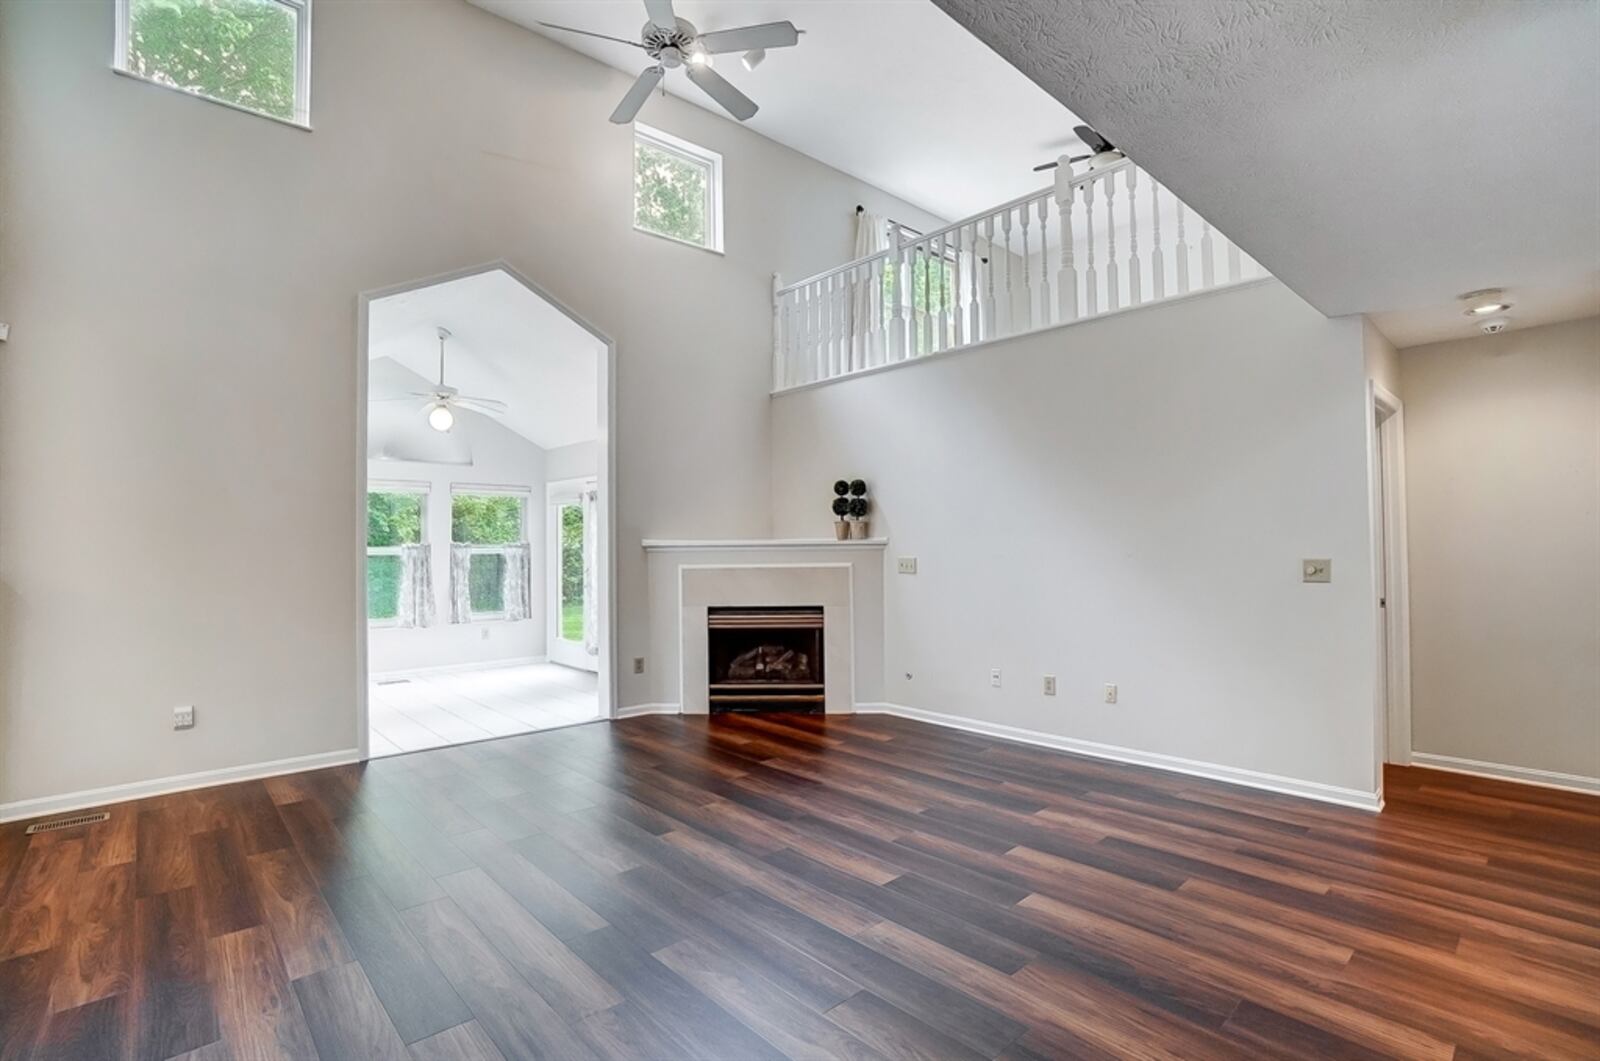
[633,224,724,256]
[111,67,312,131]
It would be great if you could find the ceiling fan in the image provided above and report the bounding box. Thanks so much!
[539,0,801,124]
[372,327,507,433]
[1033,125,1126,173]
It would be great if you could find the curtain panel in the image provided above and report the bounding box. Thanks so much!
[396,543,434,628]
[449,544,473,624]
[501,542,533,622]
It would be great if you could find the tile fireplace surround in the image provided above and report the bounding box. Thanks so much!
[640,539,888,715]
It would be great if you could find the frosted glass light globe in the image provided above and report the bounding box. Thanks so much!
[428,403,455,432]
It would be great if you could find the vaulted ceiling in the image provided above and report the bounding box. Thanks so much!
[932,0,1600,344]
[468,0,1089,221]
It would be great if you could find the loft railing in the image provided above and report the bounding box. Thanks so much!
[771,159,1268,391]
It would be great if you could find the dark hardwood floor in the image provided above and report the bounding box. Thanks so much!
[1,713,1597,1059]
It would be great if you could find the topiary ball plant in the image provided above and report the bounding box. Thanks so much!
[849,479,867,497]
[847,497,869,519]
[831,497,850,518]
[833,480,850,496]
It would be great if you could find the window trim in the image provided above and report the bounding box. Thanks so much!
[450,486,530,622]
[366,481,428,629]
[633,124,724,255]
[112,0,314,131]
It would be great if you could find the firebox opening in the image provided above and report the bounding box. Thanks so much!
[708,606,824,714]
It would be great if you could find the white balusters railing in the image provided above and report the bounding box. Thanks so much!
[772,159,1268,391]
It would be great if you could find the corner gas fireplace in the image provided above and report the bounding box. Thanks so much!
[707,606,825,713]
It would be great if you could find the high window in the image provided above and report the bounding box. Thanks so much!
[634,124,723,253]
[114,0,312,127]
[367,486,425,625]
[452,491,527,619]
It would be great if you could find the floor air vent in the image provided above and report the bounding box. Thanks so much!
[25,811,110,834]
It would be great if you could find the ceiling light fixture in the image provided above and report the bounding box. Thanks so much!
[687,46,712,67]
[742,48,765,70]
[428,403,455,432]
[1458,287,1512,317]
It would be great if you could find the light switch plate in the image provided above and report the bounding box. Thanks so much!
[990,668,1002,688]
[173,705,195,730]
[897,557,918,575]
[1302,558,1332,583]
[1043,675,1057,696]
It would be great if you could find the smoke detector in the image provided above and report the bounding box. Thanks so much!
[1478,316,1511,336]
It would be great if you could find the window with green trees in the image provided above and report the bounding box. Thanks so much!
[558,503,585,641]
[367,490,424,623]
[116,0,309,125]
[452,493,526,617]
[634,126,722,251]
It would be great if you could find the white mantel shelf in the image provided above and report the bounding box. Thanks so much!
[642,538,888,552]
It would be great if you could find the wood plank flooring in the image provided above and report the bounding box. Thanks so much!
[1,713,1596,1059]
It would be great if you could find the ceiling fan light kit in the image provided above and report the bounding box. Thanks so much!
[540,0,801,124]
[372,325,509,432]
[1458,288,1513,333]
[1033,124,1125,173]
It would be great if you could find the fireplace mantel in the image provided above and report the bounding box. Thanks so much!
[643,538,887,551]
[639,539,886,716]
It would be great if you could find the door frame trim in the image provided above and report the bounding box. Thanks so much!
[1369,381,1413,771]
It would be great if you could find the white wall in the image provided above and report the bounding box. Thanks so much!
[1400,316,1600,781]
[544,441,599,484]
[1363,317,1402,397]
[367,411,547,674]
[771,281,1382,799]
[0,0,942,812]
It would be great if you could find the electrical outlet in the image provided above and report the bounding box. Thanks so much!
[1043,675,1057,696]
[1103,683,1118,704]
[633,657,646,675]
[1302,558,1332,583]
[897,556,918,575]
[173,705,195,730]
[990,668,1002,688]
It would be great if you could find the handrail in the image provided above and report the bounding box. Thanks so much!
[771,158,1264,392]
[778,158,1134,296]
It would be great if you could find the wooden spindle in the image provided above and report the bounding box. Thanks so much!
[1104,173,1120,312]
[999,209,1014,336]
[1083,178,1098,315]
[869,254,884,367]
[1150,177,1166,300]
[1201,217,1215,289]
[1226,237,1241,284]
[771,274,784,389]
[1018,204,1033,333]
[1035,197,1051,326]
[950,230,964,347]
[887,223,906,362]
[933,233,947,353]
[1126,168,1142,306]
[982,216,996,338]
[967,224,982,343]
[1175,200,1190,295]
[1054,163,1077,321]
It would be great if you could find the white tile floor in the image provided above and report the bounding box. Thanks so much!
[367,661,600,757]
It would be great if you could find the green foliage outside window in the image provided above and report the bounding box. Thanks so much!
[452,495,523,545]
[559,505,584,641]
[635,140,708,246]
[125,0,299,121]
[366,492,422,622]
[882,253,956,356]
[468,554,506,615]
[367,556,401,621]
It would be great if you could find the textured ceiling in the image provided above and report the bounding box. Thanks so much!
[932,0,1600,336]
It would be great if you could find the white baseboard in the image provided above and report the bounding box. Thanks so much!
[1409,752,1600,795]
[855,703,1382,812]
[0,748,363,825]
[616,702,681,719]
[372,655,548,680]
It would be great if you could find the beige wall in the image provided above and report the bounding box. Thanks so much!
[771,281,1383,800]
[0,0,941,811]
[1362,317,1401,397]
[1400,316,1600,781]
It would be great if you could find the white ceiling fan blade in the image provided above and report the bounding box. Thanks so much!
[697,21,800,55]
[642,0,676,32]
[370,392,434,403]
[611,66,664,124]
[452,396,508,415]
[686,64,757,121]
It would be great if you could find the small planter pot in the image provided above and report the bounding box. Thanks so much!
[835,520,851,541]
[848,519,871,540]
